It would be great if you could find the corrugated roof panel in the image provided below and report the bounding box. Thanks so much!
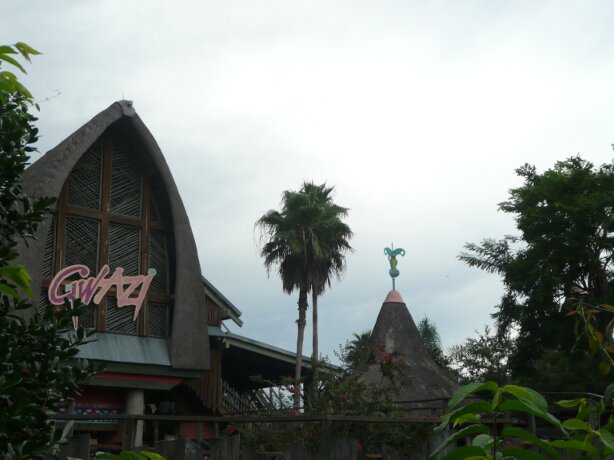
[76,332,171,366]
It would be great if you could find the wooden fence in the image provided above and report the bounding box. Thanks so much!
[50,413,440,459]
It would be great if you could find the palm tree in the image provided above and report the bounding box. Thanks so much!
[417,316,448,369]
[339,330,372,373]
[255,182,353,406]
[300,183,353,394]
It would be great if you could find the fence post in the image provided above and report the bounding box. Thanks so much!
[319,416,331,460]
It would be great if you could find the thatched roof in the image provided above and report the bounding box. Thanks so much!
[361,290,457,403]
[16,100,210,370]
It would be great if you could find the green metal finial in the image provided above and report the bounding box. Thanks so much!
[384,243,405,290]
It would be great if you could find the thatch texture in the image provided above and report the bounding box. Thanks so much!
[361,290,457,405]
[16,100,210,370]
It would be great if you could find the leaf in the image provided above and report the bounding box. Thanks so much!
[498,399,562,429]
[453,413,481,427]
[598,428,614,452]
[491,387,502,411]
[121,451,147,459]
[561,418,593,432]
[140,453,166,460]
[447,381,499,410]
[0,52,26,73]
[599,361,611,375]
[0,45,16,54]
[472,433,494,449]
[0,264,32,297]
[435,400,492,433]
[598,304,614,313]
[556,398,585,408]
[588,339,598,352]
[500,447,547,460]
[14,42,41,62]
[502,385,548,412]
[595,331,604,344]
[439,446,489,460]
[502,427,563,460]
[549,439,598,456]
[59,421,75,443]
[0,282,19,299]
[430,424,491,458]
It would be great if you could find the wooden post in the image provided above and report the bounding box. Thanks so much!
[319,416,331,460]
[124,390,144,448]
[528,414,536,436]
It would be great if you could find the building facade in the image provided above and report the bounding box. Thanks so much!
[17,101,311,451]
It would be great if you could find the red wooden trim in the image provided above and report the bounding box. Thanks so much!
[95,373,182,384]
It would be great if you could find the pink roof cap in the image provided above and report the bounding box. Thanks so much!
[383,290,405,304]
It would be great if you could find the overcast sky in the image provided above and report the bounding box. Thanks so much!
[4,1,614,362]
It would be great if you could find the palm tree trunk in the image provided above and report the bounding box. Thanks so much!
[311,289,319,402]
[294,286,308,408]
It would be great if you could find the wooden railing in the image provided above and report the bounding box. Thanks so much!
[221,380,285,415]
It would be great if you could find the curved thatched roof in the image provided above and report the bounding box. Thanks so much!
[16,100,210,370]
[361,290,457,403]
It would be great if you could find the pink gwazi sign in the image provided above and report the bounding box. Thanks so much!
[48,264,156,329]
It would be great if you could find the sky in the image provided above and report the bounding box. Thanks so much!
[3,1,614,362]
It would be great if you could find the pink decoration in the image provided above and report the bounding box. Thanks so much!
[48,264,156,329]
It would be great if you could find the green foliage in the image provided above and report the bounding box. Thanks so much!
[255,182,353,300]
[0,43,41,102]
[336,330,372,374]
[0,43,99,458]
[569,301,614,377]
[418,317,450,370]
[460,157,614,390]
[447,325,514,385]
[96,450,166,460]
[432,381,614,460]
[256,181,353,403]
[238,359,430,456]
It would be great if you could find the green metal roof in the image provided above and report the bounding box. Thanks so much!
[76,332,171,366]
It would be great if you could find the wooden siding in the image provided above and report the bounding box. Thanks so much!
[207,296,221,327]
[185,348,223,413]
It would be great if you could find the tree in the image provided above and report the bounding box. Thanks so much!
[446,325,514,384]
[256,182,353,406]
[417,317,448,369]
[300,182,353,393]
[0,43,97,457]
[460,157,614,390]
[337,330,372,374]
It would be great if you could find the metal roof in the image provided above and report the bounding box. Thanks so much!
[202,275,243,326]
[76,331,171,366]
[209,326,341,390]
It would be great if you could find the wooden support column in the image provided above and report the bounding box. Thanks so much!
[123,390,145,448]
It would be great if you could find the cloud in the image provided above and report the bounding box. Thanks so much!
[4,0,614,362]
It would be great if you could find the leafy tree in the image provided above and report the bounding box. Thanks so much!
[337,330,372,374]
[432,381,614,459]
[417,317,449,369]
[0,43,98,457]
[256,182,352,406]
[446,325,514,385]
[460,157,614,390]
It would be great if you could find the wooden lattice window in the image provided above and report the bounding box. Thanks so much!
[41,129,173,337]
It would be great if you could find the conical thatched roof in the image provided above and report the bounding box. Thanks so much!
[361,290,457,404]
